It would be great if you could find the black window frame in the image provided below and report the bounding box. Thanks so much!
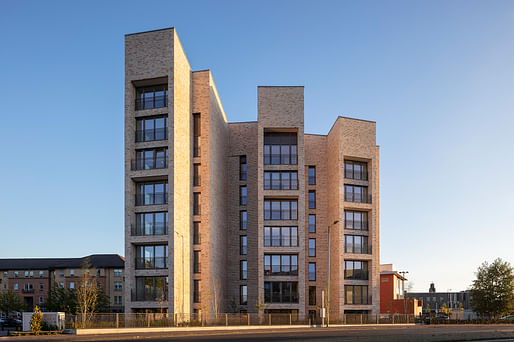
[309,286,316,306]
[193,222,200,245]
[264,226,298,247]
[344,210,369,231]
[240,186,247,206]
[134,148,168,170]
[308,190,316,209]
[240,260,247,280]
[240,155,247,181]
[263,199,298,221]
[264,254,298,276]
[240,285,248,305]
[240,210,247,230]
[135,181,168,206]
[193,113,201,157]
[308,214,316,233]
[263,132,298,165]
[263,171,298,190]
[193,192,201,215]
[344,160,368,180]
[344,285,369,305]
[308,166,316,185]
[193,280,200,303]
[134,211,168,236]
[240,235,247,255]
[308,238,316,257]
[344,235,370,254]
[344,185,370,203]
[308,262,316,281]
[135,116,168,142]
[193,163,201,186]
[193,251,201,274]
[135,84,168,110]
[344,260,369,280]
[264,281,298,303]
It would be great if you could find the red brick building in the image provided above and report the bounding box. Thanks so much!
[380,264,422,316]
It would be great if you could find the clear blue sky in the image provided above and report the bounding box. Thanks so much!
[1,0,513,292]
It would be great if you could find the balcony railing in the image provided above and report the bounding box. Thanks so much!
[345,246,372,255]
[344,193,372,204]
[344,270,369,280]
[135,257,168,270]
[264,238,298,247]
[135,95,168,110]
[264,269,298,277]
[345,296,373,305]
[135,193,168,206]
[135,128,168,142]
[131,157,168,171]
[131,289,167,302]
[131,224,168,236]
[22,288,34,294]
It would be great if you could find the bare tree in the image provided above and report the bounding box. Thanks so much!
[76,258,98,328]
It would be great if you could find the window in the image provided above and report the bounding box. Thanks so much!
[193,222,201,244]
[309,263,316,281]
[240,156,247,181]
[193,280,200,303]
[39,283,44,291]
[308,166,316,185]
[308,191,316,209]
[344,261,368,280]
[59,270,64,277]
[345,235,370,254]
[135,212,168,235]
[135,84,168,110]
[135,276,168,301]
[240,260,247,280]
[193,113,201,157]
[309,286,316,306]
[134,148,168,170]
[240,211,247,230]
[24,271,28,277]
[114,269,123,277]
[69,282,75,289]
[264,171,298,190]
[59,282,64,288]
[136,181,168,206]
[264,254,298,276]
[264,281,298,303]
[240,236,247,255]
[308,239,316,257]
[344,160,368,180]
[114,296,122,305]
[97,269,101,277]
[344,185,370,203]
[193,164,200,186]
[263,132,297,165]
[264,226,298,247]
[345,285,369,305]
[193,192,201,215]
[39,271,44,277]
[344,211,368,231]
[308,215,316,233]
[39,296,43,304]
[240,186,247,206]
[14,283,19,291]
[264,200,298,220]
[136,245,169,269]
[193,251,201,274]
[68,269,74,277]
[240,285,248,305]
[136,116,168,142]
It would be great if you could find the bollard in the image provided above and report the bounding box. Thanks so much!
[116,313,119,328]
[360,314,362,325]
[289,313,292,326]
[269,314,271,326]
[225,313,228,326]
[248,314,250,326]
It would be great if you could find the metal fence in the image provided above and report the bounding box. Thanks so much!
[65,313,416,329]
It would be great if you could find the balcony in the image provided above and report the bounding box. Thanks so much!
[22,288,34,294]
[135,193,168,206]
[345,246,372,255]
[131,224,168,236]
[135,128,168,142]
[135,95,168,111]
[135,257,168,270]
[131,289,167,302]
[344,193,372,204]
[345,296,373,305]
[131,157,168,171]
[344,270,369,280]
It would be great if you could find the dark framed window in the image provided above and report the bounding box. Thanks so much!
[240,236,247,255]
[264,281,298,303]
[308,238,316,257]
[193,251,200,273]
[240,260,247,280]
[193,222,200,244]
[308,166,316,185]
[240,211,247,230]
[135,245,168,269]
[344,185,370,203]
[264,200,298,220]
[264,254,298,276]
[308,191,316,209]
[135,182,168,206]
[344,211,368,230]
[240,186,247,206]
[193,192,201,215]
[264,171,298,190]
[345,285,369,305]
[193,113,201,157]
[308,215,316,233]
[344,261,368,280]
[263,132,297,165]
[264,226,298,247]
[135,84,168,110]
[134,212,168,236]
[135,276,168,301]
[240,285,248,305]
[193,280,200,303]
[240,156,247,181]
[134,148,168,170]
[344,235,370,254]
[193,164,200,186]
[309,286,316,306]
[344,160,368,180]
[136,116,167,142]
[309,263,316,281]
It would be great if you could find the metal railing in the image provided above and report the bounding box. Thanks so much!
[131,224,168,236]
[345,246,372,255]
[135,95,168,110]
[344,193,372,204]
[135,128,168,142]
[22,288,34,293]
[135,257,168,269]
[131,289,168,302]
[264,153,298,165]
[131,157,168,171]
[135,193,168,206]
[264,269,298,276]
[344,270,369,280]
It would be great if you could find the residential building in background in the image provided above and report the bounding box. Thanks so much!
[379,264,422,316]
[407,283,475,318]
[0,254,125,313]
[124,27,380,320]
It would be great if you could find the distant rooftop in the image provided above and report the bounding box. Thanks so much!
[0,254,125,270]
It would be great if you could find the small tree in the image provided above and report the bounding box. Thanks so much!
[470,258,514,319]
[0,290,25,316]
[76,259,98,328]
[30,306,43,335]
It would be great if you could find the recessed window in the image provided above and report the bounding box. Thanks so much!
[308,238,316,257]
[344,261,369,280]
[193,280,200,303]
[344,211,368,230]
[114,281,123,291]
[344,235,370,254]
[240,156,247,181]
[344,185,370,203]
[264,200,298,220]
[135,245,168,269]
[344,160,368,180]
[240,285,248,305]
[240,186,247,206]
[193,192,201,215]
[308,263,316,281]
[134,148,168,170]
[240,236,247,255]
[136,116,168,142]
[264,226,298,247]
[264,281,298,303]
[69,282,75,289]
[240,211,247,230]
[264,254,298,276]
[309,286,316,306]
[308,191,316,209]
[193,251,201,274]
[193,164,201,186]
[114,269,123,277]
[135,276,168,301]
[345,285,369,305]
[135,212,168,236]
[264,171,298,190]
[193,222,200,245]
[193,114,201,157]
[135,84,168,110]
[308,215,316,233]
[308,166,316,185]
[263,132,297,165]
[135,182,168,206]
[240,260,247,280]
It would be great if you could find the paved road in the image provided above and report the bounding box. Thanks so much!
[2,325,514,342]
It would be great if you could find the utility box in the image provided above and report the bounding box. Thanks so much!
[22,312,65,332]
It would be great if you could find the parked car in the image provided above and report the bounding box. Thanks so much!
[0,318,22,330]
[500,315,514,320]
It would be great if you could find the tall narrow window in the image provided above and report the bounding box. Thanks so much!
[308,191,316,209]
[240,156,247,181]
[308,166,316,185]
[308,238,316,257]
[193,113,201,157]
[193,251,200,273]
[240,285,248,305]
[240,211,247,230]
[193,280,200,303]
[193,164,200,186]
[193,192,201,215]
[240,236,247,255]
[309,286,316,305]
[308,215,316,233]
[240,260,247,280]
[193,222,200,244]
[309,263,316,281]
[344,210,368,230]
[240,186,247,206]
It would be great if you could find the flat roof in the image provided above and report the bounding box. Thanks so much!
[125,27,174,36]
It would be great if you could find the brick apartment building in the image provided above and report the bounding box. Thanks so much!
[0,254,125,313]
[124,27,380,320]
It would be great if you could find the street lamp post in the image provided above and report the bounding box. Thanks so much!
[327,220,339,327]
[399,271,409,315]
[174,231,185,315]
